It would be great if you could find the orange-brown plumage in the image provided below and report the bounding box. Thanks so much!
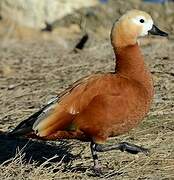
[9,10,168,174]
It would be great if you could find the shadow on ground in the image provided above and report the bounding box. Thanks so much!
[0,132,82,167]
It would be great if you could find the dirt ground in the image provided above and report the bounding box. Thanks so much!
[0,0,174,179]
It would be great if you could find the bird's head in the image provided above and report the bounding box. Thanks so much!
[111,10,168,47]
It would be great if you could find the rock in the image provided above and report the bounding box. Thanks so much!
[0,0,98,29]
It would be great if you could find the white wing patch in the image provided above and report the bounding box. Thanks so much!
[32,96,59,130]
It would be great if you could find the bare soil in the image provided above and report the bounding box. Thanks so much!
[0,0,174,179]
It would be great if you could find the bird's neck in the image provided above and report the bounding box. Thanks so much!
[111,21,152,84]
[114,44,153,95]
[115,44,145,78]
[111,20,137,48]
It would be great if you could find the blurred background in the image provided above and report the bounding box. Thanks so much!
[0,0,173,41]
[0,0,174,179]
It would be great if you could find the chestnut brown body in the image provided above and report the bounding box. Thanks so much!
[11,43,154,144]
[12,10,167,145]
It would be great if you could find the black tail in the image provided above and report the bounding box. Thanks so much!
[8,108,45,137]
[8,96,59,137]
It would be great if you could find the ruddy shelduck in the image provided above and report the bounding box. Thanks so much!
[9,10,168,175]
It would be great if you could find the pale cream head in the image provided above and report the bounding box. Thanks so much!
[131,15,153,36]
[111,10,154,48]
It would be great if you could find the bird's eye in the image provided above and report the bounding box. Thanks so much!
[140,19,145,23]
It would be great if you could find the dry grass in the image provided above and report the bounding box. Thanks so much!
[0,114,174,180]
[0,39,173,179]
[0,0,174,179]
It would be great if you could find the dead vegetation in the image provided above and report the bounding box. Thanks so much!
[0,0,174,179]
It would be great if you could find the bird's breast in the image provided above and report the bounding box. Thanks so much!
[109,85,153,136]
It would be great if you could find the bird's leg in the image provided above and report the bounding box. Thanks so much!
[93,141,149,155]
[90,141,149,176]
[90,141,103,176]
[118,142,149,155]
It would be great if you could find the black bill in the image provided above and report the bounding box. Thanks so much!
[148,25,168,37]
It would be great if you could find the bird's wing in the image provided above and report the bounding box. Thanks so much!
[9,96,59,136]
[9,74,102,137]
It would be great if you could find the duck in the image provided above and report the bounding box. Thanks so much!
[8,10,168,175]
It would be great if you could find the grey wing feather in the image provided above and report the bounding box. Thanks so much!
[8,96,59,136]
